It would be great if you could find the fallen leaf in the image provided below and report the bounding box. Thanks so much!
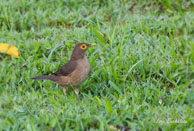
[0,43,20,58]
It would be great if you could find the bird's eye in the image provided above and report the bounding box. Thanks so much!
[80,44,87,50]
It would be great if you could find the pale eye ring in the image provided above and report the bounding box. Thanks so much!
[80,44,87,49]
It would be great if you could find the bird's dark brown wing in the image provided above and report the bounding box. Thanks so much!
[52,61,77,76]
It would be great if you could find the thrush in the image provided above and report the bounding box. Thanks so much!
[32,43,96,94]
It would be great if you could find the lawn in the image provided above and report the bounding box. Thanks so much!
[0,0,194,130]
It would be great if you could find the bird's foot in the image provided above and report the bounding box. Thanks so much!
[74,88,79,95]
[63,87,66,94]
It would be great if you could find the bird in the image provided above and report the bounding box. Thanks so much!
[32,43,96,94]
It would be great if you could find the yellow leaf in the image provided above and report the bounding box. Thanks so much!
[0,43,20,58]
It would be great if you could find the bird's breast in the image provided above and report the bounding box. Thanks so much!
[59,57,91,86]
[75,57,91,82]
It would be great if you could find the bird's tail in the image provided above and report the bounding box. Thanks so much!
[31,75,56,81]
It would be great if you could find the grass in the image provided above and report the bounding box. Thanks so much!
[0,0,194,130]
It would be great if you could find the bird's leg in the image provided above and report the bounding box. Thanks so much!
[74,88,79,95]
[63,87,66,94]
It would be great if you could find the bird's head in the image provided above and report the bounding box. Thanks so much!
[71,43,96,60]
